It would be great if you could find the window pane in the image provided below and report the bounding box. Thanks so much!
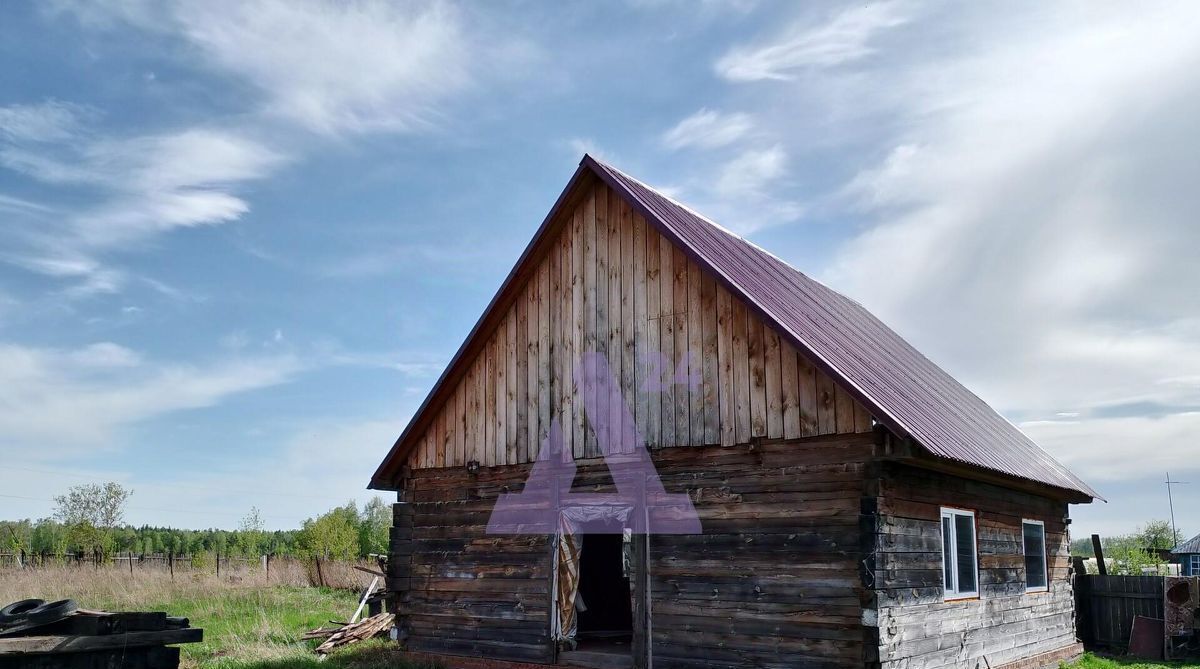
[1024,522,1047,589]
[942,516,954,589]
[955,515,976,593]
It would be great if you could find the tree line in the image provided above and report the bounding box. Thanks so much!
[0,482,392,562]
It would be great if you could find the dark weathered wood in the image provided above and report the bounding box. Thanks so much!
[0,628,201,655]
[872,462,1078,669]
[1091,534,1107,575]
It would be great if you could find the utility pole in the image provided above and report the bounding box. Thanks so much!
[1166,472,1188,548]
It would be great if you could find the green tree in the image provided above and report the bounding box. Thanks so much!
[298,503,360,560]
[358,496,391,557]
[1104,536,1164,575]
[1137,520,1183,550]
[237,507,266,556]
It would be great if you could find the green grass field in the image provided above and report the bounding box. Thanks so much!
[1067,652,1200,669]
[0,564,439,669]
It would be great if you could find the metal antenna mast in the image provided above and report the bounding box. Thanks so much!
[1166,472,1189,548]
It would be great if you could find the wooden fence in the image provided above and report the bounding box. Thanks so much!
[0,551,282,576]
[1075,574,1164,649]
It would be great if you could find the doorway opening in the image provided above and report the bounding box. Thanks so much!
[560,520,633,668]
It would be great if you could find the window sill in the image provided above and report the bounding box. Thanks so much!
[942,594,979,602]
[1025,587,1049,594]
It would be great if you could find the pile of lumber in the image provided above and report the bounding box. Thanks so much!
[0,609,201,668]
[303,612,393,655]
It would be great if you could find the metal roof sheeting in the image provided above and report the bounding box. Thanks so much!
[1174,534,1200,555]
[587,155,1099,500]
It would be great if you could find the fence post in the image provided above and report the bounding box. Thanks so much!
[315,557,325,587]
[216,551,221,578]
[169,552,175,579]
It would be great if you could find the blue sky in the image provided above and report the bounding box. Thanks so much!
[1,1,1198,536]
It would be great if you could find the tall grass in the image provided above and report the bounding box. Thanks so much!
[0,563,430,669]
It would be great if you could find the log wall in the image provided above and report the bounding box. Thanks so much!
[648,432,878,669]
[397,465,554,664]
[870,462,1077,669]
[392,431,878,667]
[404,180,872,470]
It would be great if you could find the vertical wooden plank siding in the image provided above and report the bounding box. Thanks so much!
[548,234,562,457]
[747,317,767,438]
[403,181,875,470]
[686,258,704,446]
[658,233,675,449]
[494,328,506,467]
[571,208,585,459]
[700,273,719,445]
[716,286,735,447]
[632,214,649,447]
[537,260,551,456]
[582,189,598,457]
[560,225,574,458]
[620,201,636,453]
[644,229,661,449]
[593,185,610,457]
[764,327,783,439]
[516,284,529,464]
[730,298,751,444]
[781,341,801,439]
[817,368,837,435]
[608,193,625,452]
[671,246,689,446]
[506,309,518,465]
[799,355,819,437]
[526,275,540,461]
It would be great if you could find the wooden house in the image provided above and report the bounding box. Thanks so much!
[368,156,1099,669]
[1173,534,1200,576]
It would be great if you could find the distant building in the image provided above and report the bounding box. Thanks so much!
[1172,534,1200,575]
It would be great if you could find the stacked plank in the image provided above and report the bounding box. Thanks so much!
[0,610,201,668]
[304,613,394,655]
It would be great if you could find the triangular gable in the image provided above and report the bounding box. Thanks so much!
[370,155,1098,502]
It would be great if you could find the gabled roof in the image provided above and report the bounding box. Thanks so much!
[1173,534,1200,555]
[370,155,1099,501]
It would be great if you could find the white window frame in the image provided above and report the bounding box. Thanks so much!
[1191,555,1200,576]
[1022,519,1048,593]
[940,507,979,601]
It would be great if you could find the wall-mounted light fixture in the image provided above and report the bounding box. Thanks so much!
[466,460,480,475]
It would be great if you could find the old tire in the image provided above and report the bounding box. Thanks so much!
[0,599,45,626]
[23,599,77,626]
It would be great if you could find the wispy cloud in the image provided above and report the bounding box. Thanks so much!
[0,99,94,142]
[0,107,285,294]
[0,341,301,450]
[54,0,476,136]
[716,2,909,81]
[821,3,1200,486]
[661,109,754,150]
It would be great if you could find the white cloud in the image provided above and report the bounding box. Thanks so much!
[661,109,753,150]
[0,125,284,294]
[716,144,787,198]
[820,4,1200,489]
[0,341,300,449]
[54,0,475,136]
[716,2,909,81]
[0,100,93,143]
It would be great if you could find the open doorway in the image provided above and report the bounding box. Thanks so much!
[560,521,633,668]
